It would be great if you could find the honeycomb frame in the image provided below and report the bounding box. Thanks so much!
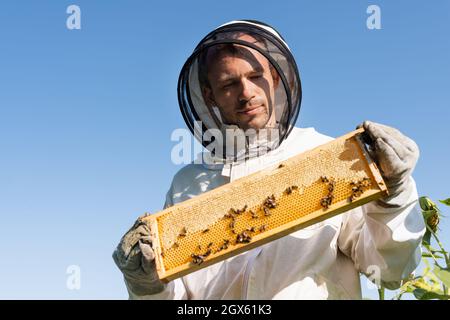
[144,128,388,283]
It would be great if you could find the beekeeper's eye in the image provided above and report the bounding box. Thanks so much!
[222,81,237,89]
[249,72,263,80]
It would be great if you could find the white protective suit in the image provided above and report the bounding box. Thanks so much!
[128,126,425,300]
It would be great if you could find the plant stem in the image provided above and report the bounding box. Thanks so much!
[425,225,449,295]
[378,287,385,300]
[428,226,450,267]
[424,245,444,269]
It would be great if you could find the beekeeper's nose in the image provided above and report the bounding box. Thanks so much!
[238,78,256,106]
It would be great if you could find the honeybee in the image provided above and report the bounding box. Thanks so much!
[216,239,230,252]
[236,231,252,244]
[250,210,258,219]
[327,184,334,193]
[191,254,204,265]
[224,212,233,219]
[320,195,333,209]
[263,195,277,209]
[284,186,293,195]
[178,227,187,237]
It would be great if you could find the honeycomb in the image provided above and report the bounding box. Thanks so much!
[144,128,388,282]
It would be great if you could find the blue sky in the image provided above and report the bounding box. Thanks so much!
[0,1,449,299]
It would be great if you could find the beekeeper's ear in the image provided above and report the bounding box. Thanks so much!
[271,65,280,88]
[202,85,216,108]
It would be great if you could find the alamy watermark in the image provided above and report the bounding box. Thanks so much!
[365,264,382,290]
[170,121,280,165]
[66,5,81,30]
[66,265,81,290]
[367,5,381,30]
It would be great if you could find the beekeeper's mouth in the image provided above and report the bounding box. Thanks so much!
[237,104,265,116]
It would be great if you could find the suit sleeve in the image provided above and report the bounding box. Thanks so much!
[337,176,426,289]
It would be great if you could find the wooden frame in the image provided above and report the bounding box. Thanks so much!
[144,128,389,282]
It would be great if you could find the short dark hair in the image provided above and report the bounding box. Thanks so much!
[198,44,240,90]
[197,33,270,90]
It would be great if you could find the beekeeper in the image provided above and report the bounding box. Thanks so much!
[113,20,425,299]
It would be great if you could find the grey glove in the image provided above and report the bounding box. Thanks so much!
[112,215,166,296]
[357,121,420,205]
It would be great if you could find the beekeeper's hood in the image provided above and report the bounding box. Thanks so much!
[178,20,302,163]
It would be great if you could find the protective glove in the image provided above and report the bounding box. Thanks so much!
[357,121,420,206]
[112,214,166,296]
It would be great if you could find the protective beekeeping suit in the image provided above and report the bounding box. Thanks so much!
[113,20,425,299]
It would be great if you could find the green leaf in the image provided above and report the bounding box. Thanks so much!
[413,288,450,300]
[420,196,438,211]
[422,229,431,246]
[439,198,450,206]
[433,266,450,288]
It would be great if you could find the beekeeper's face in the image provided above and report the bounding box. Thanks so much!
[202,41,280,131]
